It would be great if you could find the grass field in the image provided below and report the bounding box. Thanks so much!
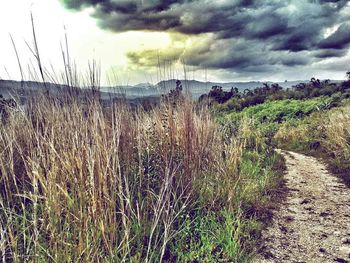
[0,91,285,262]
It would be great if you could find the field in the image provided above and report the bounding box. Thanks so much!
[2,1,350,261]
[1,75,350,262]
[0,89,286,262]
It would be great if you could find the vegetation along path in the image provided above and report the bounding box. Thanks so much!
[256,150,350,263]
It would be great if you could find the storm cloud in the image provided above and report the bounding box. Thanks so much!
[60,0,350,76]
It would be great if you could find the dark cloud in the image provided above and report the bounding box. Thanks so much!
[272,26,319,52]
[61,0,350,75]
[246,14,288,39]
[126,36,311,74]
[319,22,350,49]
[314,49,348,58]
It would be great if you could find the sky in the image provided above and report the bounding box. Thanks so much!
[1,0,350,85]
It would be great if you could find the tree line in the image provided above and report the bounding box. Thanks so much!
[199,71,350,112]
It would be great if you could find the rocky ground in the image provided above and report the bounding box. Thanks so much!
[256,150,350,263]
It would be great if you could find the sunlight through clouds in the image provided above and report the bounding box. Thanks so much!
[1,0,350,84]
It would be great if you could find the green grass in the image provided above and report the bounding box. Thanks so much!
[0,93,287,262]
[170,209,245,262]
[222,96,337,123]
[168,149,285,262]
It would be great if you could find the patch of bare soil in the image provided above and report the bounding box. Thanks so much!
[256,150,350,263]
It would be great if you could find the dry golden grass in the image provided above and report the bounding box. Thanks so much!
[0,92,247,262]
[324,106,350,158]
[274,101,350,186]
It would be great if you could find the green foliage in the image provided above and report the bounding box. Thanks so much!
[170,150,284,263]
[224,96,337,124]
[170,210,246,262]
[209,85,350,262]
[274,100,350,186]
[203,74,350,114]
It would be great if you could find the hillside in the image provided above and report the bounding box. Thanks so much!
[2,0,350,261]
[2,78,336,101]
[156,79,328,99]
[1,75,350,262]
[211,76,350,262]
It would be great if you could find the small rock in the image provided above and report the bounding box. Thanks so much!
[321,233,328,238]
[300,198,311,205]
[342,238,350,245]
[290,188,300,192]
[287,207,298,213]
[304,206,313,212]
[280,226,288,233]
[319,247,326,253]
[320,210,333,217]
[263,251,275,259]
[334,258,349,263]
[284,215,294,222]
[334,231,342,236]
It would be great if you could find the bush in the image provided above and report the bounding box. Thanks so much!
[223,97,336,125]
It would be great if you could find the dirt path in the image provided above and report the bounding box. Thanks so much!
[256,150,350,263]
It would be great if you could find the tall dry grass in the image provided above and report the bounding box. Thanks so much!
[274,102,350,186]
[0,92,246,262]
[324,106,350,159]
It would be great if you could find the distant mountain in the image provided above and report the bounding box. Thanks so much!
[156,79,316,99]
[100,84,161,99]
[0,79,343,101]
[0,79,124,101]
[134,82,154,88]
[0,80,64,99]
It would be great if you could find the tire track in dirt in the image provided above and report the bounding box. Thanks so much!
[256,150,350,263]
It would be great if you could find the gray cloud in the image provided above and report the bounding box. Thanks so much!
[60,0,350,76]
[314,49,348,58]
[319,22,350,49]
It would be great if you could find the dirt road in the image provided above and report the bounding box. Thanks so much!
[256,150,350,263]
